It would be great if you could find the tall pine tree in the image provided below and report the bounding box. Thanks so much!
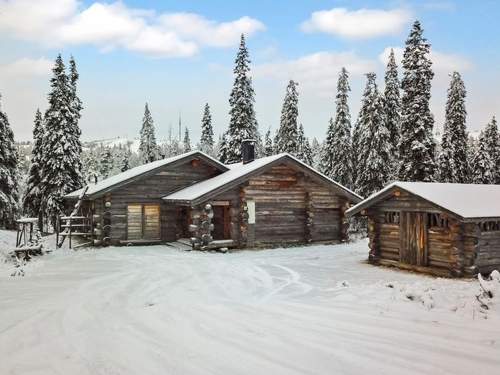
[321,67,352,188]
[471,131,495,184]
[183,127,192,152]
[296,123,313,165]
[139,103,158,163]
[398,20,436,181]
[67,56,84,189]
[275,80,299,155]
[437,72,468,182]
[23,109,44,217]
[383,49,401,168]
[40,55,82,220]
[263,128,273,156]
[121,149,131,172]
[100,148,113,178]
[220,34,258,163]
[200,103,214,155]
[355,73,391,197]
[484,116,499,182]
[0,95,19,226]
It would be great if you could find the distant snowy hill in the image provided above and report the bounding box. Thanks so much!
[84,136,140,153]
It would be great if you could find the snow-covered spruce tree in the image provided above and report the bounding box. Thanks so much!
[471,131,495,184]
[83,149,100,184]
[311,138,322,169]
[398,20,436,181]
[483,116,500,182]
[255,130,265,157]
[100,148,113,179]
[200,103,214,155]
[22,109,44,217]
[355,73,391,197]
[437,72,468,182]
[222,34,258,163]
[183,127,192,153]
[217,132,229,163]
[275,80,299,155]
[351,118,362,185]
[383,49,401,168]
[263,128,274,156]
[321,67,352,188]
[437,122,453,182]
[352,74,375,186]
[296,123,313,165]
[40,55,83,221]
[0,95,19,227]
[67,56,84,189]
[139,103,158,163]
[466,135,477,182]
[121,149,131,172]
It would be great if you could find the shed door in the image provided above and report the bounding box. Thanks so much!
[400,212,428,266]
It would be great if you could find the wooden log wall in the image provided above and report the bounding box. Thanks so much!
[241,163,347,246]
[462,223,480,276]
[104,160,219,243]
[367,210,399,262]
[477,225,500,274]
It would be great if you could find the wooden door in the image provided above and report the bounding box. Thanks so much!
[212,206,231,240]
[143,204,160,240]
[176,207,191,239]
[127,204,160,240]
[127,204,143,240]
[400,212,428,266]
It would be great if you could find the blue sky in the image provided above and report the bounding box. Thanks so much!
[0,0,499,143]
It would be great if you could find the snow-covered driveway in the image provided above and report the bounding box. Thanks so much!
[1,240,499,375]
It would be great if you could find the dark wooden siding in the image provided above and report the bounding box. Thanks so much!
[240,163,347,246]
[477,228,500,274]
[105,159,220,243]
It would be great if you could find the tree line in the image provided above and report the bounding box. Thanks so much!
[0,20,497,230]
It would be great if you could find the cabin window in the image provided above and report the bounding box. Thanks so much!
[427,213,449,229]
[384,211,400,224]
[480,221,500,232]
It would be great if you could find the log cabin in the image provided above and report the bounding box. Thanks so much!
[346,181,500,277]
[64,142,361,249]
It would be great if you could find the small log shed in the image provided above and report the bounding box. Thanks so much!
[346,181,500,277]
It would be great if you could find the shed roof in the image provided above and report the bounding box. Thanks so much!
[65,151,228,199]
[163,153,362,205]
[346,181,500,221]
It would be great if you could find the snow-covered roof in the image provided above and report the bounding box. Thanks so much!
[163,153,362,205]
[65,151,227,198]
[346,181,500,220]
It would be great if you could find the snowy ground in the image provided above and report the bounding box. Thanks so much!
[1,233,500,375]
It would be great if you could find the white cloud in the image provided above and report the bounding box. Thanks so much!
[301,8,412,39]
[0,0,264,58]
[159,13,265,48]
[254,51,376,95]
[0,57,52,79]
[379,47,473,73]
